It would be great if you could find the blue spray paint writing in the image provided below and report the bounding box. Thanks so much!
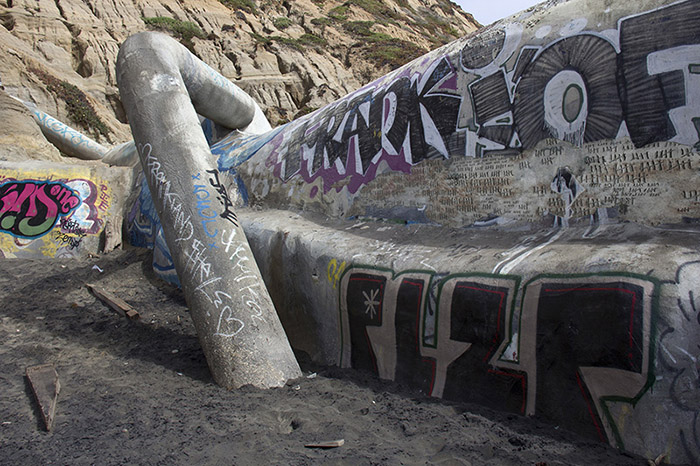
[193,180,219,240]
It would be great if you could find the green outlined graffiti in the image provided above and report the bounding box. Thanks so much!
[338,266,658,449]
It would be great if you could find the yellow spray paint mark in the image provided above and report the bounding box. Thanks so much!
[40,235,59,258]
[0,232,18,256]
[615,404,632,435]
[327,258,346,289]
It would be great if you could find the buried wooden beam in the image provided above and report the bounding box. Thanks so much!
[87,283,140,320]
[26,364,61,431]
[304,439,345,449]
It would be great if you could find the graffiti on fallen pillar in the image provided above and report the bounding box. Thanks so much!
[261,1,700,194]
[205,169,238,227]
[339,266,657,448]
[30,109,107,158]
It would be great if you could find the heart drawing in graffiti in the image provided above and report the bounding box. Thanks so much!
[214,306,245,338]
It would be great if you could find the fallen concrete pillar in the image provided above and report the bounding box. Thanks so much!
[116,32,301,389]
[17,98,108,161]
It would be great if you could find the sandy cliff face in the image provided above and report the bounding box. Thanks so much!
[0,0,479,151]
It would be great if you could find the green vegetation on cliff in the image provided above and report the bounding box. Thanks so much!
[218,0,257,13]
[29,67,110,139]
[342,20,427,69]
[250,31,328,51]
[142,16,206,50]
[273,17,292,30]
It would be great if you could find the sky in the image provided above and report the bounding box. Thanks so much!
[453,0,543,26]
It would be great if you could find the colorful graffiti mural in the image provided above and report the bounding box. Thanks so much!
[339,266,657,449]
[0,169,113,258]
[255,1,700,195]
[0,180,80,238]
[128,0,700,282]
[105,0,700,457]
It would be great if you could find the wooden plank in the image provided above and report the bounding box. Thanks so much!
[304,439,345,449]
[87,284,140,320]
[26,364,60,431]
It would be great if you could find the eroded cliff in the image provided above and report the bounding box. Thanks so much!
[0,0,479,149]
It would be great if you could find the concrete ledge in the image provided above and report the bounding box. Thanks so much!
[242,209,700,463]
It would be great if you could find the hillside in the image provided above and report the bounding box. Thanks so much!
[0,0,480,149]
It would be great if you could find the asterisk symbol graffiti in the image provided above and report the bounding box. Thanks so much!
[363,289,380,319]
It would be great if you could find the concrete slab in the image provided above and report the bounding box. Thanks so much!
[0,160,135,259]
[239,209,700,462]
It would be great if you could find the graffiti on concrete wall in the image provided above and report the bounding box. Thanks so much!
[327,258,347,289]
[261,1,700,195]
[0,180,80,238]
[127,174,180,286]
[656,261,700,463]
[128,175,159,248]
[0,172,111,258]
[265,55,462,194]
[339,266,657,449]
[518,275,655,446]
[54,217,88,250]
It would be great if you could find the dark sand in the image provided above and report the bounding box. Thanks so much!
[0,248,646,465]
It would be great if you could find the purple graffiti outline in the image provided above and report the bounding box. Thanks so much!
[265,55,461,195]
[63,178,104,235]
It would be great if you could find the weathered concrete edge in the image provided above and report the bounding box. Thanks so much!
[240,208,700,464]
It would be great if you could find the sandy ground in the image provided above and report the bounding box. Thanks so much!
[0,248,648,465]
